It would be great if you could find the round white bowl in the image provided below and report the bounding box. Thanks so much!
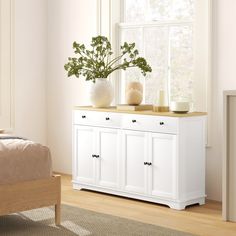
[170,101,190,113]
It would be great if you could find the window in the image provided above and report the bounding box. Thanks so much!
[118,0,211,111]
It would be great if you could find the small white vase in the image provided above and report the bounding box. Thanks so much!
[90,78,114,108]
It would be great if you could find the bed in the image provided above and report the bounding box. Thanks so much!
[0,134,61,225]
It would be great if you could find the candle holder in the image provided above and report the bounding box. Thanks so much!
[154,90,169,112]
[153,106,169,112]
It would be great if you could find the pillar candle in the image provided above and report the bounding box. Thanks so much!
[158,90,165,106]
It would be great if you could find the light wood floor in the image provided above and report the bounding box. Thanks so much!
[60,174,236,236]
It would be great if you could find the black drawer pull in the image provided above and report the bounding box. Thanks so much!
[159,122,164,125]
[92,154,100,158]
[105,117,110,120]
[132,120,137,123]
[144,162,152,166]
[82,115,86,119]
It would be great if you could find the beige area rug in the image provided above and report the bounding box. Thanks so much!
[0,204,196,236]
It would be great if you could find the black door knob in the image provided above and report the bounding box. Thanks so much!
[159,122,164,125]
[105,117,110,120]
[144,162,148,165]
[132,120,137,123]
[82,115,86,119]
[148,162,152,166]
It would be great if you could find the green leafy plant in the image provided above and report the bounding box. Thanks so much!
[64,36,152,83]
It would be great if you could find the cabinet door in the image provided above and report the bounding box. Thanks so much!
[122,130,148,194]
[73,125,96,185]
[148,133,177,199]
[96,128,120,189]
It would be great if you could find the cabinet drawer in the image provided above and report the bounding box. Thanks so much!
[74,111,94,126]
[95,112,122,128]
[74,111,122,128]
[122,114,178,134]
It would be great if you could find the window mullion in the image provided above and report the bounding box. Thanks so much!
[167,26,171,107]
[142,26,146,104]
[145,0,150,22]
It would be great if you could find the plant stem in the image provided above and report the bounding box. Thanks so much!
[106,64,138,77]
[107,52,128,68]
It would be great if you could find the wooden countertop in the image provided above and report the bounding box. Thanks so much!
[74,106,207,118]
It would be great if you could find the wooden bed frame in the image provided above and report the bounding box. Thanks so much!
[0,175,61,225]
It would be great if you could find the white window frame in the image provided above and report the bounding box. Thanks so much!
[118,0,211,111]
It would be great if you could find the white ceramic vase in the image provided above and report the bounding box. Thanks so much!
[90,78,114,108]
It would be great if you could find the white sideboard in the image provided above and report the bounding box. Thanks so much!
[72,107,207,210]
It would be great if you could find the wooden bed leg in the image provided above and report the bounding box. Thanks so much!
[54,174,61,225]
[55,203,61,225]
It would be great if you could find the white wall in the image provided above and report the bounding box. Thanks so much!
[47,0,97,173]
[11,0,236,201]
[14,0,47,144]
[46,0,236,202]
[206,0,236,201]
